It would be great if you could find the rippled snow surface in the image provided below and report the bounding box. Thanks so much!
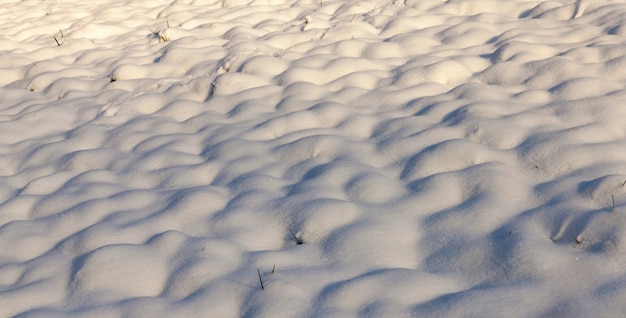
[2,0,626,316]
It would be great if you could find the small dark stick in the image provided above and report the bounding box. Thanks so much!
[257,268,264,290]
[271,264,276,274]
[54,29,65,46]
[290,231,303,245]
[612,194,616,211]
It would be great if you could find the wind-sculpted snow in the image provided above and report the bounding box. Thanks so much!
[2,0,626,316]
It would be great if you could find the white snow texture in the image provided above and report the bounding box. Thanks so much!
[2,0,626,317]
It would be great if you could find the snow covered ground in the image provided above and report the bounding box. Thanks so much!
[2,0,626,316]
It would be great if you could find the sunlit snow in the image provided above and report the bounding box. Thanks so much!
[2,0,626,316]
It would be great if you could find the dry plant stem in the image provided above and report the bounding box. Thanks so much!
[257,268,264,290]
[54,29,64,46]
[612,194,616,211]
[290,231,303,245]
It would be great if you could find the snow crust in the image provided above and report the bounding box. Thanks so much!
[2,0,626,316]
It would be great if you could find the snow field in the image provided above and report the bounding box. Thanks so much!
[2,0,626,316]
